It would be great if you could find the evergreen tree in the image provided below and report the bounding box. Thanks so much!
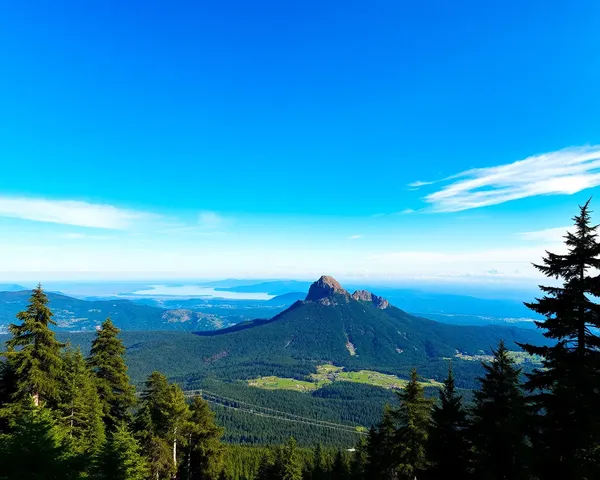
[181,395,225,480]
[5,285,63,407]
[349,437,368,480]
[365,408,396,480]
[392,369,432,480]
[311,443,327,480]
[470,341,529,480]
[135,371,190,478]
[0,356,17,433]
[519,199,600,479]
[331,449,350,480]
[427,364,470,479]
[94,422,149,480]
[59,348,105,459]
[0,399,75,479]
[88,318,136,430]
[281,437,303,480]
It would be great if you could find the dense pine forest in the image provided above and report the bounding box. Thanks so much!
[1,201,600,479]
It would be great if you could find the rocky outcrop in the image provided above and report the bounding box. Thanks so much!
[351,290,390,309]
[305,276,350,304]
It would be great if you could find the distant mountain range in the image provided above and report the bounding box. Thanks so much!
[0,290,292,332]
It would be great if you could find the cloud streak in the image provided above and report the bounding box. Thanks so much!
[412,145,600,212]
[0,196,152,229]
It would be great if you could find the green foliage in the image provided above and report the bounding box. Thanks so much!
[392,369,433,479]
[88,318,136,430]
[0,400,75,480]
[181,395,225,480]
[59,348,105,458]
[5,285,64,407]
[427,364,471,479]
[520,199,600,479]
[470,341,529,480]
[94,422,149,480]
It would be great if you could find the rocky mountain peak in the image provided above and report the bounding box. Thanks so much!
[351,290,390,309]
[305,276,350,303]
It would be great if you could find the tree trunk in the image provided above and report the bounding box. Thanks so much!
[173,427,178,479]
[32,391,39,407]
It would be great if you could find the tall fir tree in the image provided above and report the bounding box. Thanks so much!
[392,369,432,480]
[349,437,368,480]
[365,408,397,480]
[5,285,63,407]
[310,443,327,480]
[470,341,529,480]
[0,399,75,479]
[181,395,225,480]
[330,449,350,480]
[87,318,136,430]
[519,199,600,479]
[94,422,149,480]
[427,364,471,479]
[0,354,17,433]
[59,348,105,459]
[281,437,303,480]
[135,371,190,479]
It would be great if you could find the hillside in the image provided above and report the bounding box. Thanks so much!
[0,291,240,332]
[113,276,548,389]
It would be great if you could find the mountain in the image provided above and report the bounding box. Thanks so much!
[118,276,548,389]
[0,284,27,292]
[0,291,240,332]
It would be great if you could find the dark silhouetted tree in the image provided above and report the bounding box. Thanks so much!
[519,199,600,479]
[470,341,529,480]
[428,363,471,479]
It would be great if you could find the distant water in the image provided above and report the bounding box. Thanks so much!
[132,285,274,300]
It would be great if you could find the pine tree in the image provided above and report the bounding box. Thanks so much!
[470,341,529,480]
[519,199,600,479]
[88,318,136,430]
[331,449,350,480]
[349,437,368,480]
[95,422,149,480]
[59,348,105,459]
[135,371,190,478]
[281,437,303,480]
[5,285,64,407]
[0,399,75,479]
[427,364,470,479]
[0,355,17,434]
[181,395,224,480]
[311,443,327,480]
[392,369,432,480]
[365,408,396,480]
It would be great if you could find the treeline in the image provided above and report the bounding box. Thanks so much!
[0,288,225,479]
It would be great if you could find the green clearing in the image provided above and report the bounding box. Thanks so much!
[247,364,443,393]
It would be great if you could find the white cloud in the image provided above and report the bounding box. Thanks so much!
[518,226,572,242]
[0,196,150,229]
[412,145,600,212]
[349,234,362,239]
[198,211,226,228]
[61,232,114,240]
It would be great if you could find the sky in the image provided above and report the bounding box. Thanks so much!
[0,0,599,290]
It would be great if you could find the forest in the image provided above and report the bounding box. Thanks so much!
[1,201,600,479]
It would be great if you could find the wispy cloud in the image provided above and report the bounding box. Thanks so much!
[0,196,151,229]
[518,226,572,242]
[198,211,226,228]
[349,234,362,239]
[61,232,114,240]
[411,145,600,212]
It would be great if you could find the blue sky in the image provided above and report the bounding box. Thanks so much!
[0,0,599,287]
